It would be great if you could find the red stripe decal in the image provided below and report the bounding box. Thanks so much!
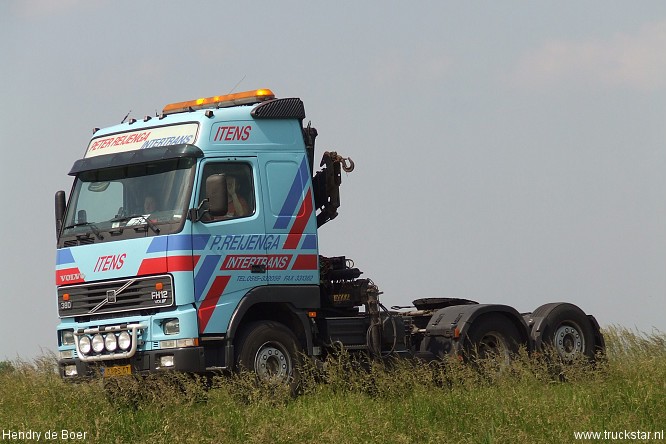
[198,275,231,333]
[168,255,200,272]
[283,189,313,250]
[55,267,85,285]
[138,255,199,275]
[292,254,319,270]
[137,257,167,276]
[221,254,292,270]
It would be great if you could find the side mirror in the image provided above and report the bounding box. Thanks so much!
[206,174,228,217]
[55,190,66,238]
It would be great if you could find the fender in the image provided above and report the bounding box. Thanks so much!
[225,285,320,352]
[421,304,530,358]
[528,302,605,356]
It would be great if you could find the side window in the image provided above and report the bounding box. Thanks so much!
[199,162,255,222]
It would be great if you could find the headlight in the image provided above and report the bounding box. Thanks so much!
[91,334,105,353]
[61,330,75,346]
[118,331,131,351]
[104,334,117,352]
[163,319,180,335]
[78,336,91,355]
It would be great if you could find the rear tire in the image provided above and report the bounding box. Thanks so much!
[235,321,302,390]
[464,314,522,365]
[532,303,596,362]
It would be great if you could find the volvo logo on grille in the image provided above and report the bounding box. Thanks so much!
[89,279,136,314]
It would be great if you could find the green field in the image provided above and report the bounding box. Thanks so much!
[1,327,664,444]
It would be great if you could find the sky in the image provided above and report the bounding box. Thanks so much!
[1,1,665,360]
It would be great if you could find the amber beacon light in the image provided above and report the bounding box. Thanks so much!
[162,89,275,115]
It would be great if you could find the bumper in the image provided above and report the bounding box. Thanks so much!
[59,346,206,378]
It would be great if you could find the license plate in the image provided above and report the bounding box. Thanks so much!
[103,364,132,378]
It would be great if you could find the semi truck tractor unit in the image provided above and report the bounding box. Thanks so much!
[55,89,604,382]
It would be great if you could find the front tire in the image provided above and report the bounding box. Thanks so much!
[235,321,302,389]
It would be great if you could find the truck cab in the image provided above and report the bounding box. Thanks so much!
[56,89,326,379]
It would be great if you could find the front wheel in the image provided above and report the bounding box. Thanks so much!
[235,321,302,389]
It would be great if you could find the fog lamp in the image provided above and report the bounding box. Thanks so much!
[78,336,91,355]
[105,334,118,352]
[91,334,105,353]
[118,331,131,351]
[159,355,175,368]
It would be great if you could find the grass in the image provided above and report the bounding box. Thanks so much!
[0,326,664,443]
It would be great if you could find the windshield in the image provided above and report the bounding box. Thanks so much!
[60,157,196,244]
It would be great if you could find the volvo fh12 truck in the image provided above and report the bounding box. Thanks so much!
[55,89,604,383]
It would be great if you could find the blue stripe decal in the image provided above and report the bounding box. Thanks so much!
[301,234,317,250]
[166,235,191,251]
[166,234,206,252]
[273,157,309,230]
[146,236,169,253]
[191,234,211,251]
[194,255,222,302]
[146,234,211,253]
[56,249,75,265]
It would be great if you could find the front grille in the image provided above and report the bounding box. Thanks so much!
[58,275,174,318]
[64,238,94,247]
[63,237,96,247]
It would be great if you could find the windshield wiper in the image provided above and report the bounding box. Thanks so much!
[63,222,104,240]
[110,215,160,234]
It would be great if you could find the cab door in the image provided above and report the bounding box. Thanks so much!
[261,154,319,286]
[191,157,266,334]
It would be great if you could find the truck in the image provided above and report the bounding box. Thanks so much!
[55,89,604,384]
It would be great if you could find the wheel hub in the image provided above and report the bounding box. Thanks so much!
[254,342,291,382]
[477,332,511,365]
[554,324,584,361]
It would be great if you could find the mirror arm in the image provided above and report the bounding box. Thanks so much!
[189,198,209,222]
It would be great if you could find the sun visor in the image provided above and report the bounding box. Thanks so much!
[69,144,203,175]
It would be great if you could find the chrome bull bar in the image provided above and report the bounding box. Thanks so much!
[74,323,146,362]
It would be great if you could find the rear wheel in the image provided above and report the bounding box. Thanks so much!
[235,321,302,390]
[464,314,522,365]
[532,303,596,362]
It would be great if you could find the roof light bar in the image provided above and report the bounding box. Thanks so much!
[162,89,275,115]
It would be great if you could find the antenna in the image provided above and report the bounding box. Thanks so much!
[120,110,132,124]
[228,74,247,94]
